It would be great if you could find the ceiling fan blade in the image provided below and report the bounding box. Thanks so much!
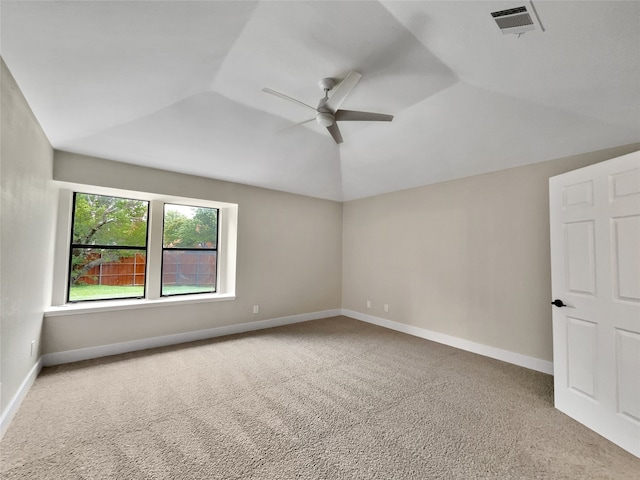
[277,118,316,131]
[335,110,394,122]
[326,71,362,111]
[326,123,343,144]
[262,88,317,112]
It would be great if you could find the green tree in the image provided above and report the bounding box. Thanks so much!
[179,208,217,248]
[163,207,217,248]
[162,208,188,247]
[73,194,147,246]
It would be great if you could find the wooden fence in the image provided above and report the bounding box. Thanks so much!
[77,251,216,287]
[162,251,216,287]
[77,253,145,286]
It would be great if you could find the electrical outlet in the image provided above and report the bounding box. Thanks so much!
[384,304,389,312]
[366,300,371,309]
[253,305,259,314]
[30,340,36,357]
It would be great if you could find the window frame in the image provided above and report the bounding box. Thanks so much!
[47,184,237,315]
[67,192,150,303]
[160,203,219,297]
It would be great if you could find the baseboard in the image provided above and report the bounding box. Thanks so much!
[41,308,553,374]
[342,309,554,375]
[0,359,42,439]
[41,309,341,367]
[5,309,550,438]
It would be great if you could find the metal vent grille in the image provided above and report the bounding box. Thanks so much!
[494,12,533,29]
[491,5,538,35]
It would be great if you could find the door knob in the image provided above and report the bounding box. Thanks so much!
[551,299,567,308]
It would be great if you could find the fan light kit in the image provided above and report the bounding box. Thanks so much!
[316,112,334,128]
[263,71,393,144]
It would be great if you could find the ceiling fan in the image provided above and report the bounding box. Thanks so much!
[262,71,393,144]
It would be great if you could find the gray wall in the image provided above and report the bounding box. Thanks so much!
[2,54,639,428]
[342,143,640,362]
[1,59,57,415]
[45,152,343,354]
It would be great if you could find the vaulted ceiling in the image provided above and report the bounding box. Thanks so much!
[2,1,639,201]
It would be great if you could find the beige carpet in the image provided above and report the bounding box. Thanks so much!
[2,316,638,479]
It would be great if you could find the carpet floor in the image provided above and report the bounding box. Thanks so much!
[2,316,638,479]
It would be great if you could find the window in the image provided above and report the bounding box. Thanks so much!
[162,204,218,296]
[56,188,237,307]
[69,193,149,302]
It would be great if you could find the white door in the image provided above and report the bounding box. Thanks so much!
[550,150,640,457]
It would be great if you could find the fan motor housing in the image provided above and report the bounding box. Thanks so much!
[316,111,334,127]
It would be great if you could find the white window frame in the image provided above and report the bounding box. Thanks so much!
[46,183,237,316]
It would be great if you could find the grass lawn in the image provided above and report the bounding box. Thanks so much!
[69,284,214,301]
[161,285,215,295]
[69,285,144,301]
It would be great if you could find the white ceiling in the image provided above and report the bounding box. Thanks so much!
[1,1,638,201]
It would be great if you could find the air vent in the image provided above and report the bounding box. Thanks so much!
[491,5,542,35]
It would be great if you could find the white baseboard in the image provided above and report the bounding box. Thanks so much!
[41,308,553,374]
[41,309,341,367]
[1,359,42,439]
[342,309,554,375]
[4,309,550,438]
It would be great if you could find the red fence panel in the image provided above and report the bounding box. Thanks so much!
[77,251,215,287]
[77,253,146,286]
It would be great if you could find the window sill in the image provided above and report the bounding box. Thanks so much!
[44,292,236,317]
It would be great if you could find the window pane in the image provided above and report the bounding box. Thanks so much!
[69,248,146,301]
[73,193,148,247]
[163,204,217,249]
[162,250,216,296]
